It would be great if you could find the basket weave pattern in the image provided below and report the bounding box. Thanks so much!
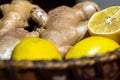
[0,49,120,80]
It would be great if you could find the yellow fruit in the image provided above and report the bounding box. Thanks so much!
[12,37,62,61]
[65,36,119,60]
[88,6,120,43]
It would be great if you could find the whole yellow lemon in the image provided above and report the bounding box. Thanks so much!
[65,36,119,60]
[12,37,62,61]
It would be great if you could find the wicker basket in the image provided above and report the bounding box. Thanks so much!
[0,48,120,80]
[0,0,120,80]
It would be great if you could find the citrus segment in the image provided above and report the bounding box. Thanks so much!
[88,6,120,43]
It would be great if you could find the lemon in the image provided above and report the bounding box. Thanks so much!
[12,37,62,61]
[88,6,120,43]
[65,36,119,60]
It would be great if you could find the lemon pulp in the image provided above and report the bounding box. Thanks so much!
[88,6,120,43]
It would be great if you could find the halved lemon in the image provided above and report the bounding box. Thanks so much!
[88,6,120,43]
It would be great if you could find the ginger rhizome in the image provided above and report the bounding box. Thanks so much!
[0,0,48,59]
[37,1,101,57]
[0,0,48,36]
[0,28,39,60]
[0,0,101,59]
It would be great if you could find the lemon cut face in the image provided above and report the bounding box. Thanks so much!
[88,6,120,43]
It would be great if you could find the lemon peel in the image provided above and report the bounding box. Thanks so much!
[12,37,62,61]
[65,36,119,59]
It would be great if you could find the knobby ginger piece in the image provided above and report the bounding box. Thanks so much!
[0,0,48,59]
[39,1,101,57]
[0,28,39,60]
[0,0,48,36]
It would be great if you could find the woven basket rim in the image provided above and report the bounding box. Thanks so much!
[0,48,119,69]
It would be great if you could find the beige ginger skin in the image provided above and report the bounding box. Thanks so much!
[0,0,48,36]
[0,0,101,58]
[0,0,47,59]
[37,1,101,57]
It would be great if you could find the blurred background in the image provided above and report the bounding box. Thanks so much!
[77,0,120,9]
[0,0,120,11]
[0,0,76,12]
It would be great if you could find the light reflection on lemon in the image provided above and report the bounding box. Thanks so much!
[65,36,120,59]
[12,37,62,61]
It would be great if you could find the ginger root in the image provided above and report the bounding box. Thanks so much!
[0,0,48,36]
[0,0,101,58]
[0,28,39,60]
[37,1,101,57]
[31,5,48,27]
[0,0,48,59]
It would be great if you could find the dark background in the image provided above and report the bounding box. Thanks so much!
[91,0,120,9]
[33,0,77,12]
[0,0,78,12]
[1,0,120,15]
[0,0,79,19]
[1,0,120,10]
